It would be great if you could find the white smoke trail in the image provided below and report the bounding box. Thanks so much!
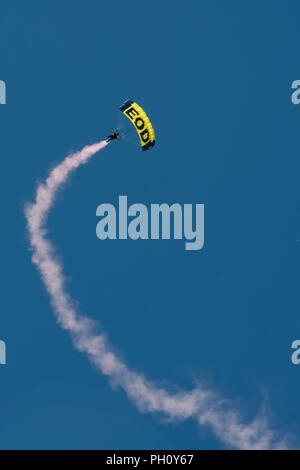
[25,140,287,449]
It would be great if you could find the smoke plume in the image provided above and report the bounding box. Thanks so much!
[25,140,287,449]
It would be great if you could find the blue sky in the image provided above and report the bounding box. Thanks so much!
[0,0,300,449]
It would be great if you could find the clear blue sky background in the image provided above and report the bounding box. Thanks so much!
[0,0,300,449]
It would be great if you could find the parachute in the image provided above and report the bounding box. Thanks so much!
[119,100,155,151]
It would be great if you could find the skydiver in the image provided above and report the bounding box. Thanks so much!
[106,130,120,142]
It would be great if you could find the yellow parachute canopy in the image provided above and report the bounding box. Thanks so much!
[119,100,155,151]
